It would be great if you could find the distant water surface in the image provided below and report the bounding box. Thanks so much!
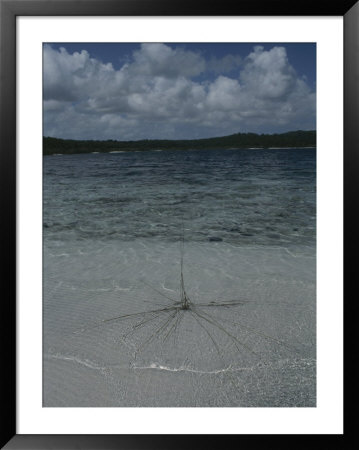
[44,147,316,247]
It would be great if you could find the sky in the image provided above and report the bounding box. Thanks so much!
[43,43,316,141]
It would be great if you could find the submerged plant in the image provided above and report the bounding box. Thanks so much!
[75,223,301,372]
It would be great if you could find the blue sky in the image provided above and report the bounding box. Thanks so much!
[44,43,316,140]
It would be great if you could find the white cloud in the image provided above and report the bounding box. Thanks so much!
[206,76,242,111]
[131,43,206,78]
[43,44,316,140]
[240,46,297,100]
[43,45,115,102]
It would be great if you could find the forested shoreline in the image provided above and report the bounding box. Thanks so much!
[43,130,316,155]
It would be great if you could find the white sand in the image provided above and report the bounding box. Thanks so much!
[43,241,316,407]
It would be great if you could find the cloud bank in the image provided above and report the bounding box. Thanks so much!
[43,43,316,140]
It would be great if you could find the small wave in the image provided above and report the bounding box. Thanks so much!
[45,353,253,374]
[132,362,252,374]
[44,352,315,377]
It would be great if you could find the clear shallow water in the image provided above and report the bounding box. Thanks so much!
[44,148,316,246]
[43,148,316,407]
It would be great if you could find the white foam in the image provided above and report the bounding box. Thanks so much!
[132,362,253,374]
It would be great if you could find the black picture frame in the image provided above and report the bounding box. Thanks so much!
[1,0,356,448]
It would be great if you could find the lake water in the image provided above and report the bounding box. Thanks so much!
[44,148,315,246]
[43,148,316,407]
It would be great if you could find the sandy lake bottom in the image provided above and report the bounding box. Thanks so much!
[43,240,315,407]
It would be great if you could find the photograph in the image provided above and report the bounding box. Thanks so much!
[42,42,316,407]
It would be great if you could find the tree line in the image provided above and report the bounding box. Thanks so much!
[43,130,316,155]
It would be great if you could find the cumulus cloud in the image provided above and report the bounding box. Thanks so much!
[206,76,242,111]
[131,43,206,78]
[43,43,316,140]
[43,45,115,102]
[241,46,297,100]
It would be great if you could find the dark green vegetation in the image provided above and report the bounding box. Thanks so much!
[43,130,316,155]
